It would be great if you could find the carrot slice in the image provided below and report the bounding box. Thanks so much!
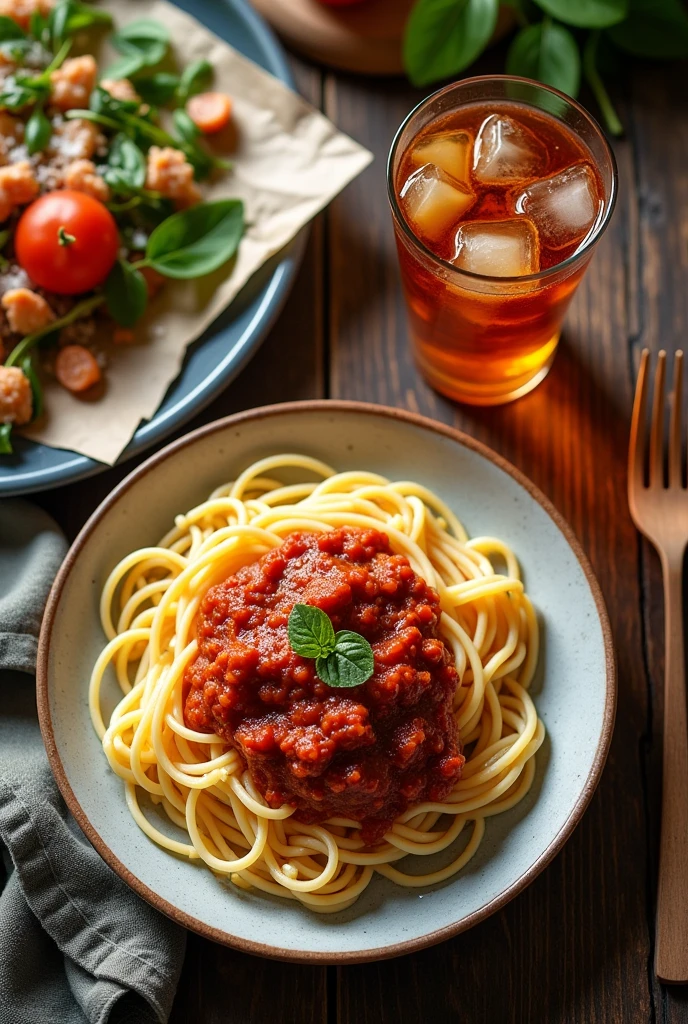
[55,344,101,393]
[187,92,232,135]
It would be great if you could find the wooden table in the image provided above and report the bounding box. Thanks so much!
[37,41,688,1024]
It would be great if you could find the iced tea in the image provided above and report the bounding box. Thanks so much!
[388,77,617,405]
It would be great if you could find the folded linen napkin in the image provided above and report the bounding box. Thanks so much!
[0,500,186,1024]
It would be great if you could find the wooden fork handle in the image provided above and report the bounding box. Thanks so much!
[656,553,688,983]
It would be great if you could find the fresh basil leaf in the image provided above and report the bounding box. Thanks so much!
[104,258,148,327]
[532,0,627,28]
[288,603,336,659]
[316,631,375,688]
[0,82,43,109]
[173,107,201,142]
[0,423,13,455]
[506,20,581,97]
[111,18,168,67]
[403,0,498,87]
[90,84,139,117]
[53,0,111,41]
[106,133,146,189]
[177,58,213,102]
[25,105,52,154]
[28,9,50,44]
[608,0,688,58]
[0,15,26,41]
[145,199,244,279]
[104,51,147,80]
[132,71,179,106]
[19,355,43,421]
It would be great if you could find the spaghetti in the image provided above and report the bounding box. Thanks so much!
[90,454,545,911]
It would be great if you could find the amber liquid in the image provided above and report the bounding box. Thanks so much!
[394,101,606,404]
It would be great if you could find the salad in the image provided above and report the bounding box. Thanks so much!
[0,0,243,454]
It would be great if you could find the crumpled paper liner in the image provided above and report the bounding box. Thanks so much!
[21,0,372,464]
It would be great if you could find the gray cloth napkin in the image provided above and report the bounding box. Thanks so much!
[0,500,186,1024]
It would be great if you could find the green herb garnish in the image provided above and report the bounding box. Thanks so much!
[403,0,688,136]
[137,198,244,279]
[287,604,375,689]
[104,257,148,327]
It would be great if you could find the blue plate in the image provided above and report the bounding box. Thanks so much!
[0,0,301,497]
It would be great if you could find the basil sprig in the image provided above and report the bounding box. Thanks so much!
[404,0,688,136]
[287,605,375,689]
[106,18,169,80]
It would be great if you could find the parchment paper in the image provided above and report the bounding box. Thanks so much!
[21,0,372,463]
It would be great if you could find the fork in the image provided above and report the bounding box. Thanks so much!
[629,348,688,983]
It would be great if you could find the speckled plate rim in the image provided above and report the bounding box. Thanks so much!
[36,401,617,964]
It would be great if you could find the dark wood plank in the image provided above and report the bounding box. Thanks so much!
[628,60,688,1022]
[326,66,652,1023]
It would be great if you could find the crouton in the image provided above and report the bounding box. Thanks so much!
[64,159,110,202]
[2,288,54,335]
[50,55,97,112]
[0,364,32,424]
[0,161,39,222]
[145,146,201,209]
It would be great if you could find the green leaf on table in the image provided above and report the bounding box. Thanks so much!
[133,71,180,106]
[506,20,581,97]
[608,0,688,58]
[145,199,244,279]
[177,58,213,102]
[316,631,375,689]
[288,604,336,659]
[532,0,627,28]
[25,105,52,153]
[403,0,499,87]
[104,258,148,327]
[172,107,201,143]
[106,133,146,190]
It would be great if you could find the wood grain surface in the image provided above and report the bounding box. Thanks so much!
[36,45,688,1024]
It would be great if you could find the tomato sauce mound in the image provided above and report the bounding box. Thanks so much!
[184,527,465,844]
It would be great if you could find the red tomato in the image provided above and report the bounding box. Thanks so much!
[15,191,119,296]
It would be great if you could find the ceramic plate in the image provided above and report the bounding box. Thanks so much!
[0,0,303,498]
[37,403,616,963]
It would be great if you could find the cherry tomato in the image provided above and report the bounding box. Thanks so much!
[15,191,119,296]
[187,92,232,135]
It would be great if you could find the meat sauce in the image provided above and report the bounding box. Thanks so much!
[184,527,464,844]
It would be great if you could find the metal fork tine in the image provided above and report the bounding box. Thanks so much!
[630,349,650,491]
[669,350,684,488]
[650,350,667,488]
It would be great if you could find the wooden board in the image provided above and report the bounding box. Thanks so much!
[251,0,514,75]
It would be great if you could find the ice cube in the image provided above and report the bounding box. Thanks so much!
[473,114,545,184]
[451,219,539,277]
[411,131,472,185]
[400,163,475,242]
[515,163,601,250]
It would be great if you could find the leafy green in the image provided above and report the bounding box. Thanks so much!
[132,72,180,106]
[20,355,43,420]
[50,0,111,47]
[25,104,52,153]
[316,631,375,689]
[0,16,26,41]
[532,0,627,28]
[287,605,375,688]
[177,58,213,102]
[109,17,169,78]
[583,31,623,135]
[105,133,146,190]
[143,199,244,279]
[608,0,688,58]
[104,258,148,327]
[403,0,499,86]
[0,423,13,455]
[506,19,581,97]
[172,107,201,143]
[288,604,337,659]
